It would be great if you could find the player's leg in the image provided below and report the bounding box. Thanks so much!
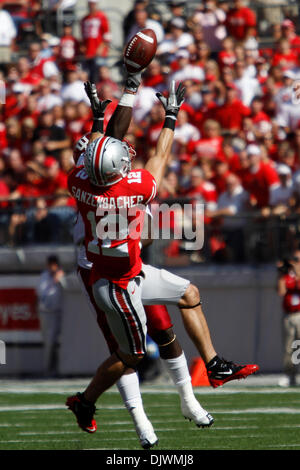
[145,304,213,427]
[72,267,157,447]
[89,275,158,447]
[179,284,259,387]
[141,264,259,388]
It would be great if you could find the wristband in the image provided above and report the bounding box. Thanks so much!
[163,114,177,131]
[119,92,136,108]
[92,116,104,133]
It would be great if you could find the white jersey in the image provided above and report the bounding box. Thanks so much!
[73,152,93,270]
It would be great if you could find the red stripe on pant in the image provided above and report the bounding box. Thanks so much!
[78,267,118,354]
[114,285,144,356]
[78,268,173,352]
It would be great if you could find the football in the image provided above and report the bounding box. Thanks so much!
[124,29,157,74]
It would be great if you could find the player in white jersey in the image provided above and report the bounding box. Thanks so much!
[69,83,213,447]
[66,79,259,439]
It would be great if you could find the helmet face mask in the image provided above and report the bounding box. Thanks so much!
[85,136,132,187]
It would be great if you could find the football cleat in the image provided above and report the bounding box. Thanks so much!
[139,428,159,449]
[66,392,97,433]
[207,359,259,388]
[181,402,214,428]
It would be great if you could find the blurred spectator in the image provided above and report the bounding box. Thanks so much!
[126,5,164,45]
[33,110,70,158]
[143,59,165,92]
[0,3,17,64]
[37,254,65,376]
[281,19,300,54]
[37,79,63,111]
[234,60,261,106]
[146,103,165,149]
[225,0,256,41]
[272,38,298,69]
[185,166,217,212]
[207,172,249,261]
[59,19,80,71]
[44,156,68,194]
[277,250,300,386]
[178,154,194,191]
[192,0,226,53]
[188,119,223,161]
[238,144,280,209]
[60,68,90,104]
[60,147,74,173]
[218,37,236,69]
[28,41,59,79]
[214,84,251,134]
[170,49,205,84]
[269,164,294,215]
[96,65,119,96]
[210,156,231,195]
[168,0,186,21]
[173,109,200,155]
[275,71,300,132]
[157,17,192,61]
[81,0,111,81]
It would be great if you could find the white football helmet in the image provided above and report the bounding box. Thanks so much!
[85,136,132,187]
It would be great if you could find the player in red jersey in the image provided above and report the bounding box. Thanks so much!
[69,78,214,446]
[66,79,259,437]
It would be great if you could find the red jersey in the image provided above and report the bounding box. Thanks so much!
[238,161,279,207]
[218,51,236,69]
[81,11,110,58]
[282,272,300,313]
[59,35,80,70]
[211,170,231,195]
[147,121,163,148]
[272,51,298,69]
[215,99,251,131]
[185,182,217,208]
[188,136,223,161]
[225,7,256,40]
[68,166,157,288]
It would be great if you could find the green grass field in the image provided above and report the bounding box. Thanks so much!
[0,381,300,450]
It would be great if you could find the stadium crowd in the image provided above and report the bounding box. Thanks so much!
[1,0,300,260]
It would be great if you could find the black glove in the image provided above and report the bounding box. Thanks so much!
[124,70,142,94]
[156,80,185,118]
[84,81,112,118]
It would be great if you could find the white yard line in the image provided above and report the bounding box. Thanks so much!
[0,404,299,414]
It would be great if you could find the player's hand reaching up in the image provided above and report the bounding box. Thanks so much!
[84,81,112,118]
[156,81,185,118]
[124,70,142,94]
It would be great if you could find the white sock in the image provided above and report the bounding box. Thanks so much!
[163,352,200,406]
[117,372,152,435]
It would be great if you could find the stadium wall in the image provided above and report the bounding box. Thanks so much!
[0,266,283,376]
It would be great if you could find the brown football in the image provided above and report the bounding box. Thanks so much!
[124,29,157,73]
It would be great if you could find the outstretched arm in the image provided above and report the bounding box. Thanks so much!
[84,72,141,144]
[145,81,185,189]
[105,73,141,140]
